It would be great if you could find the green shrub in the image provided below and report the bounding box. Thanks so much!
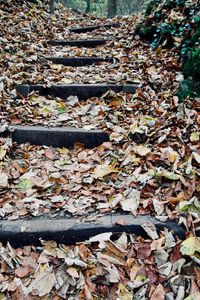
[136,0,200,100]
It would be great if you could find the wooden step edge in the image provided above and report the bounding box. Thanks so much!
[1,125,109,148]
[0,213,186,247]
[49,39,109,47]
[16,83,138,99]
[69,23,120,33]
[44,56,116,66]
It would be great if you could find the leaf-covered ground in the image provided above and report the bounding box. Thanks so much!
[0,0,200,299]
[0,233,199,300]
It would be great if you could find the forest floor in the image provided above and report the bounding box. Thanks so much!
[0,1,199,299]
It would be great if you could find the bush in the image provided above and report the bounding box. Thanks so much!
[136,0,200,100]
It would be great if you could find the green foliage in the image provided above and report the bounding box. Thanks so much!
[192,48,200,80]
[183,48,200,80]
[145,0,159,16]
[177,79,193,101]
[179,47,200,101]
[137,0,200,100]
[59,0,146,16]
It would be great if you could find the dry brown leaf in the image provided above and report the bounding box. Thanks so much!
[15,265,33,278]
[150,284,165,300]
[102,240,125,265]
[44,148,57,160]
[129,264,142,281]
[67,267,79,278]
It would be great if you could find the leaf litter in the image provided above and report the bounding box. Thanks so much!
[0,0,199,298]
[0,232,198,299]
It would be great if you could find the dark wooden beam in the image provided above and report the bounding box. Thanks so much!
[16,84,138,99]
[3,125,109,148]
[45,56,116,66]
[69,23,119,33]
[0,213,185,247]
[49,39,108,47]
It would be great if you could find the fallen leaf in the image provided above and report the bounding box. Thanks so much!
[120,189,140,212]
[150,284,165,300]
[168,150,178,163]
[157,170,181,180]
[40,240,57,257]
[61,77,73,84]
[141,222,159,240]
[133,145,151,156]
[190,132,199,142]
[67,95,79,106]
[129,264,142,281]
[105,264,120,283]
[88,232,112,248]
[15,266,33,278]
[93,161,119,179]
[67,267,79,278]
[44,148,57,160]
[49,64,62,72]
[102,240,125,265]
[117,283,133,300]
[65,258,87,268]
[193,152,200,164]
[0,148,6,160]
[167,191,185,204]
[29,267,56,297]
[185,293,200,300]
[16,179,34,190]
[0,173,8,188]
[181,237,200,256]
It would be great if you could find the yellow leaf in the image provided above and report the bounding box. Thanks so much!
[185,293,200,300]
[93,162,119,179]
[190,132,199,142]
[156,46,162,55]
[167,191,185,204]
[51,16,57,21]
[57,148,69,155]
[142,116,156,127]
[108,98,122,107]
[40,240,57,257]
[169,151,178,163]
[158,170,181,180]
[130,154,141,163]
[93,74,102,81]
[49,64,62,72]
[0,293,6,300]
[181,237,200,256]
[117,284,133,300]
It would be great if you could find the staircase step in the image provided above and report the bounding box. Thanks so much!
[0,214,185,247]
[45,56,116,66]
[16,83,138,99]
[49,39,108,47]
[69,23,119,33]
[3,125,109,148]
